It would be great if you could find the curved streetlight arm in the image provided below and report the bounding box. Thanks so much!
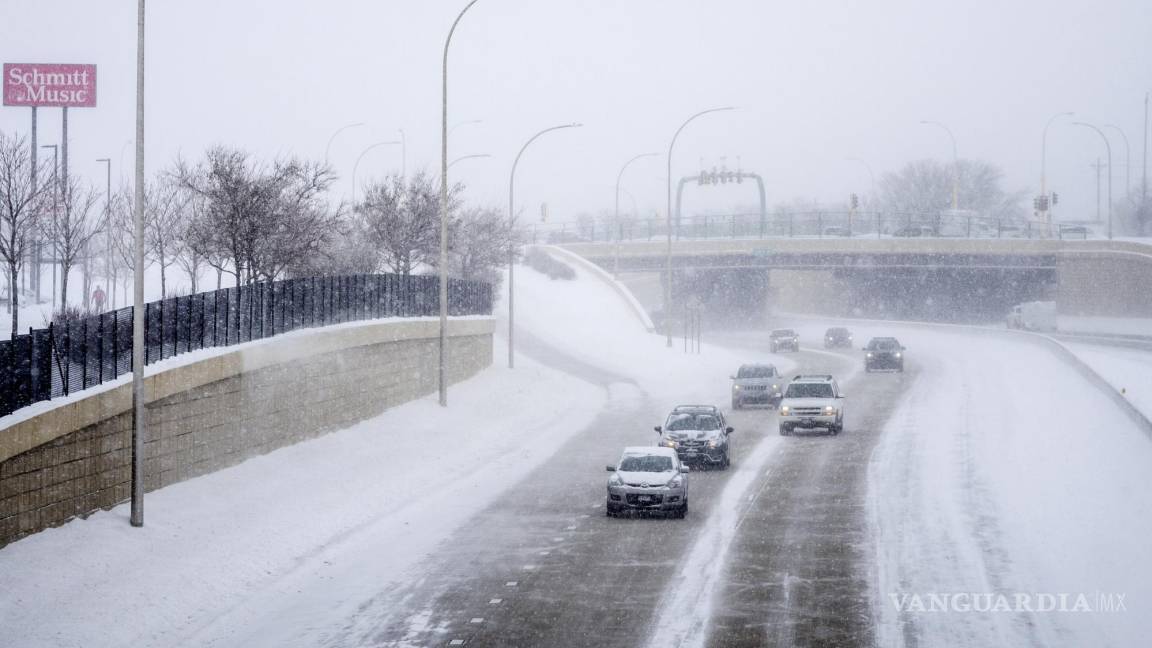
[1072,121,1114,238]
[613,152,660,277]
[324,122,365,161]
[1102,124,1131,197]
[665,106,735,347]
[508,122,582,370]
[440,0,482,405]
[352,140,400,204]
[1040,112,1073,202]
[449,119,483,137]
[448,153,491,170]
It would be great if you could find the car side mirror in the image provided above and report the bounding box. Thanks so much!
[729,375,736,380]
[679,466,690,473]
[654,426,662,434]
[839,394,846,399]
[901,346,907,350]
[725,426,734,434]
[606,465,616,472]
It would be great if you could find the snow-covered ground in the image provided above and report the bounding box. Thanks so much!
[1063,342,1152,423]
[861,325,1152,647]
[1058,315,1152,338]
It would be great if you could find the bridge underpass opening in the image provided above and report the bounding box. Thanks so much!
[769,267,1057,323]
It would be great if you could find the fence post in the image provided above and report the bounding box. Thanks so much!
[97,314,104,383]
[81,317,89,389]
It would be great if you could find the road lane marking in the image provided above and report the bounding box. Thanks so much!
[489,598,502,605]
[505,581,518,587]
[470,618,484,624]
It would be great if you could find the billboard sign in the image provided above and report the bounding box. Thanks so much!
[3,63,97,107]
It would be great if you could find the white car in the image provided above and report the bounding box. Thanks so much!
[606,447,689,518]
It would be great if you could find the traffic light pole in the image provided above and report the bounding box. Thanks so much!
[674,170,766,237]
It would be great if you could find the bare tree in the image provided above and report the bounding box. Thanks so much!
[109,183,154,303]
[0,132,47,335]
[145,178,186,298]
[173,146,339,284]
[43,177,102,310]
[359,171,458,276]
[879,159,1025,222]
[450,206,514,285]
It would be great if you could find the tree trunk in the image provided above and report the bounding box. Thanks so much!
[60,261,70,310]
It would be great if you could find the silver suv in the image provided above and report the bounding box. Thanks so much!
[778,375,846,436]
[769,329,799,353]
[730,364,782,409]
[606,447,689,518]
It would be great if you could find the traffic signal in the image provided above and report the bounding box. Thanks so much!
[850,193,859,209]
[1052,192,1059,206]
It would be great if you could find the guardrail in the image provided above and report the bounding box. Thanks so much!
[0,273,492,417]
[529,211,1100,244]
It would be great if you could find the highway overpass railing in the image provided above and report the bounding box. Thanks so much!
[530,210,1101,244]
[0,273,493,417]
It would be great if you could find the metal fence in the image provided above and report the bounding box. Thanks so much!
[0,273,492,417]
[530,211,1089,244]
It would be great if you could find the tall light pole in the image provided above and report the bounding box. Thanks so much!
[919,120,959,210]
[440,0,481,406]
[1103,124,1131,198]
[1143,91,1148,203]
[1073,121,1113,239]
[615,152,659,277]
[131,0,146,528]
[96,158,111,310]
[351,140,400,205]
[508,123,582,369]
[1040,111,1073,222]
[846,156,876,200]
[324,121,365,161]
[665,107,735,347]
[398,129,406,178]
[41,144,58,310]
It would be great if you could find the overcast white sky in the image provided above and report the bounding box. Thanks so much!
[2,0,1149,223]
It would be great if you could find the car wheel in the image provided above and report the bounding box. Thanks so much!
[779,426,789,436]
[721,452,730,469]
[732,399,741,410]
[672,504,687,519]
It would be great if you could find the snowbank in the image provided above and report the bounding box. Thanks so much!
[1058,315,1152,338]
[1062,342,1152,424]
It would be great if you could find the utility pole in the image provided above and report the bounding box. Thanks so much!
[1074,122,1114,239]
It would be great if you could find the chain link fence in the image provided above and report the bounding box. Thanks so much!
[0,273,492,417]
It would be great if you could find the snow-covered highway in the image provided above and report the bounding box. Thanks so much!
[2,259,1150,648]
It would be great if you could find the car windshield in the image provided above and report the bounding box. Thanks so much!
[827,329,847,336]
[771,330,795,338]
[870,339,900,351]
[785,383,834,398]
[618,455,674,472]
[666,414,720,431]
[737,366,775,378]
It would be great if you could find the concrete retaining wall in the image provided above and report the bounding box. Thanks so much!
[0,318,493,547]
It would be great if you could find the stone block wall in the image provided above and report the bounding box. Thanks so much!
[0,318,493,547]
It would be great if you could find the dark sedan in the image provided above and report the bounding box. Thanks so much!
[864,337,905,372]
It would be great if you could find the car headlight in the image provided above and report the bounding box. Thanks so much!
[661,439,678,448]
[895,352,902,358]
[780,405,790,416]
[772,384,778,390]
[666,476,683,489]
[866,352,873,358]
[608,473,623,486]
[824,405,837,415]
[733,385,741,391]
[707,439,719,448]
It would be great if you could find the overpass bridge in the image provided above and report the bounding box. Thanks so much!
[553,237,1152,325]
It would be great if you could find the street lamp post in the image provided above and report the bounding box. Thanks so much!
[351,140,400,205]
[96,158,111,310]
[440,0,481,406]
[324,122,365,161]
[41,144,58,310]
[919,120,959,210]
[450,119,483,137]
[665,107,735,348]
[1041,112,1074,223]
[1103,124,1131,198]
[131,0,146,528]
[399,129,406,178]
[508,123,582,369]
[615,152,659,277]
[1073,121,1113,239]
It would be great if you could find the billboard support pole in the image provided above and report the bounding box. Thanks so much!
[30,107,38,298]
[130,0,146,528]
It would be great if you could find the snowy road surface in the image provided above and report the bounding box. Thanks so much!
[2,261,1151,647]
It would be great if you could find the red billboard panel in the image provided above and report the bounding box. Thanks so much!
[4,63,97,108]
